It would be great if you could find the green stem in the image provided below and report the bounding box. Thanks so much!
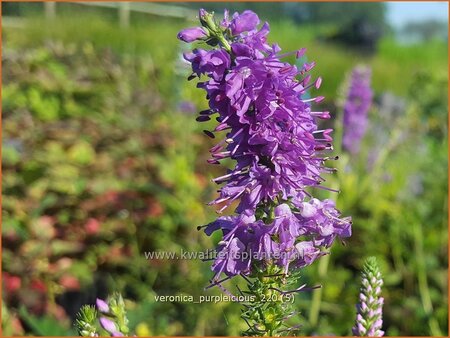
[308,253,329,328]
[413,223,442,336]
[217,33,231,53]
[242,265,300,336]
[201,11,231,53]
[334,103,344,156]
[413,222,442,336]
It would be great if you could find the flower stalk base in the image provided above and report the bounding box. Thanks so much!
[241,265,307,336]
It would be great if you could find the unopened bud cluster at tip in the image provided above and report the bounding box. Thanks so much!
[353,257,384,337]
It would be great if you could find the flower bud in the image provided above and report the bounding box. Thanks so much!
[95,298,109,314]
[353,257,384,336]
[177,27,207,43]
[198,8,207,23]
[99,317,118,335]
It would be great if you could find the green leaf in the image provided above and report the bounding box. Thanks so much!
[68,141,95,165]
[50,240,84,255]
[2,144,21,165]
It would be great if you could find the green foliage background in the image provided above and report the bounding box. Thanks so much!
[2,2,448,336]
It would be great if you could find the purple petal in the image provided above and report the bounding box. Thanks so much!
[99,317,118,334]
[177,27,206,43]
[230,10,260,35]
[95,298,109,313]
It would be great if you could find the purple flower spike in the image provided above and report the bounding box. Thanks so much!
[95,298,109,314]
[180,8,351,284]
[100,317,119,335]
[342,66,373,155]
[177,27,207,43]
[353,257,384,337]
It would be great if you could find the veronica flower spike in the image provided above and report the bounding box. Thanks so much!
[75,293,131,337]
[180,9,351,335]
[353,257,384,337]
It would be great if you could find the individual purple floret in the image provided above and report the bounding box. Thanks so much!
[95,298,109,314]
[352,257,384,337]
[229,10,260,35]
[100,317,120,335]
[93,294,129,337]
[180,9,351,284]
[342,66,373,155]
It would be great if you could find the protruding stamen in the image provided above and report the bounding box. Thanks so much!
[315,77,322,89]
[199,109,213,115]
[303,61,316,72]
[303,74,311,86]
[210,143,222,153]
[203,130,215,138]
[196,115,211,122]
[212,169,246,183]
[215,123,230,131]
[212,151,231,159]
[316,185,340,193]
[296,48,306,59]
[280,65,294,74]
[315,96,325,103]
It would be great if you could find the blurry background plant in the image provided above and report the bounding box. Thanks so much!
[75,293,131,336]
[2,1,448,336]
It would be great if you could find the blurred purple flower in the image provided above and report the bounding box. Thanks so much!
[342,66,373,155]
[178,101,197,114]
